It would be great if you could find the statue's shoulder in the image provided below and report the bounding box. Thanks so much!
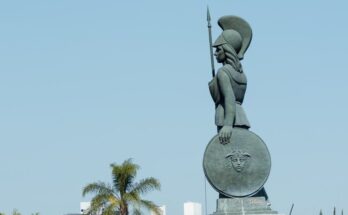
[216,65,231,77]
[216,65,234,81]
[217,65,247,85]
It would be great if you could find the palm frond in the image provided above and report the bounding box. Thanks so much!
[122,192,140,204]
[101,203,118,215]
[88,196,107,214]
[133,208,142,215]
[85,206,100,215]
[82,182,114,197]
[93,193,120,207]
[139,200,161,215]
[111,159,139,195]
[129,177,160,196]
[86,193,120,215]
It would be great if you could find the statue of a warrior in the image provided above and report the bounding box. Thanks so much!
[208,15,252,145]
[205,15,269,200]
[203,12,280,215]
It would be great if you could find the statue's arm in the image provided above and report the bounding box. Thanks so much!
[217,70,236,143]
[217,70,236,126]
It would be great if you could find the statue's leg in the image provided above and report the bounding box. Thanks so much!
[218,193,230,198]
[251,187,268,200]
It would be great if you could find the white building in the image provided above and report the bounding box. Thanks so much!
[184,202,202,215]
[80,202,91,214]
[150,205,166,215]
[79,202,103,215]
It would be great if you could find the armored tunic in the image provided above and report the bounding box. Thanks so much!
[209,64,250,128]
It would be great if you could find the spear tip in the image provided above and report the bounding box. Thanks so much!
[207,6,211,22]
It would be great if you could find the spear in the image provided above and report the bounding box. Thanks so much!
[207,6,215,78]
[207,6,219,134]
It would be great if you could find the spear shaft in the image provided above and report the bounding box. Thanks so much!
[207,7,218,133]
[207,6,215,78]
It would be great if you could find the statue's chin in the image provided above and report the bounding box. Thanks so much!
[234,166,243,172]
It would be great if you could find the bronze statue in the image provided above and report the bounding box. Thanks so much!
[203,13,276,211]
[208,15,252,145]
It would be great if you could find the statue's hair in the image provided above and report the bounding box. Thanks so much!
[225,150,251,159]
[221,43,243,73]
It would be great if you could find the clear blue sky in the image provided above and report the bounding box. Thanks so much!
[1,0,348,215]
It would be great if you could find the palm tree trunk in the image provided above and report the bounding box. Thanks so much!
[120,203,129,215]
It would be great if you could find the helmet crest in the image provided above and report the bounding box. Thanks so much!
[214,15,253,60]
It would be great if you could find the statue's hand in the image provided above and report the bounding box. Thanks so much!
[219,125,233,144]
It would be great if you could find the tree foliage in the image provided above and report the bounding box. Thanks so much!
[82,159,161,215]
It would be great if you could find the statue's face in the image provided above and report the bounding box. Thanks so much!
[231,156,248,172]
[226,150,251,173]
[214,46,226,63]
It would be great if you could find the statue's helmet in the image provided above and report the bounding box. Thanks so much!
[213,29,243,54]
[213,15,253,60]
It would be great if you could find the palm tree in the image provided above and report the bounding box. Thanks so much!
[82,159,161,215]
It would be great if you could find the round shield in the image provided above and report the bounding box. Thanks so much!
[203,128,271,197]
